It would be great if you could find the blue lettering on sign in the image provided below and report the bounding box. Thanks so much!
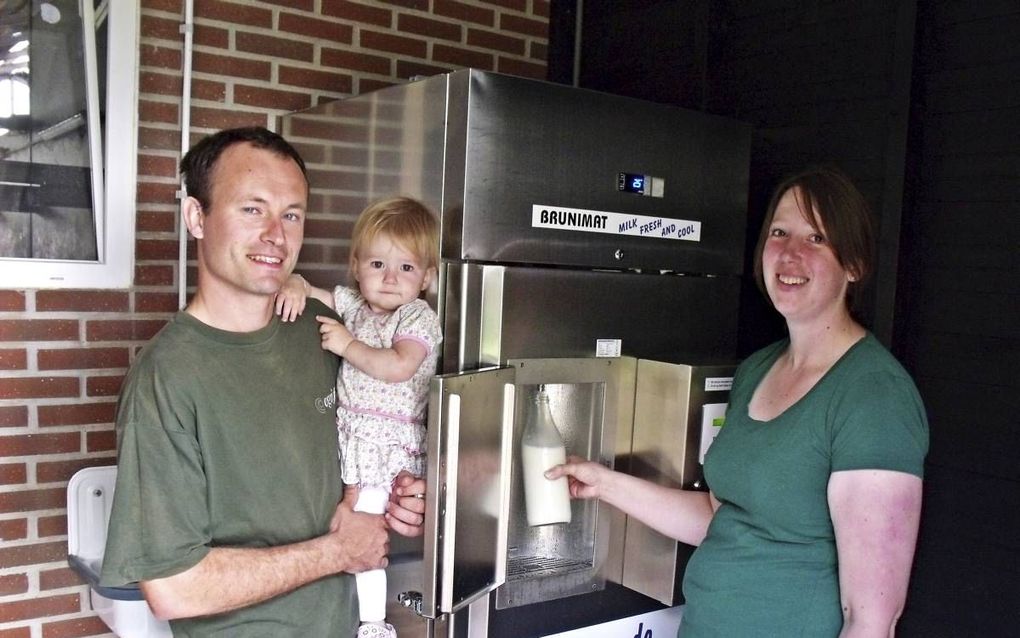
[619,218,638,233]
[633,621,652,638]
[661,224,675,237]
[676,224,696,239]
[639,218,662,235]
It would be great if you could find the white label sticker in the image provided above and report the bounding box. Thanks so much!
[650,177,665,198]
[532,205,701,242]
[705,376,733,392]
[595,339,622,358]
[700,402,728,464]
[541,605,682,637]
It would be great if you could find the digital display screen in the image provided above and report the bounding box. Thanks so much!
[618,172,646,195]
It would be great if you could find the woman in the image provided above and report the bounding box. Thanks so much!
[548,166,928,637]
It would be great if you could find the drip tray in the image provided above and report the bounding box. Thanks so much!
[507,555,592,581]
[497,554,603,609]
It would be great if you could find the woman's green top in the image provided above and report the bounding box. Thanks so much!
[681,334,928,637]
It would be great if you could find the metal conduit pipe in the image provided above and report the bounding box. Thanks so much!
[177,0,194,309]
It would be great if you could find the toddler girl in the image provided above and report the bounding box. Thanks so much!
[277,196,441,638]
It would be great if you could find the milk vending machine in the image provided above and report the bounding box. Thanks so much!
[279,69,750,638]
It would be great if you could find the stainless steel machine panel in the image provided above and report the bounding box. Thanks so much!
[450,70,750,274]
[444,263,740,372]
[280,73,449,216]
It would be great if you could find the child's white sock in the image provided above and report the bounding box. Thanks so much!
[354,485,390,623]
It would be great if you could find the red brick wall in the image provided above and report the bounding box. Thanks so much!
[0,1,548,634]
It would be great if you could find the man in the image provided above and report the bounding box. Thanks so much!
[100,127,427,637]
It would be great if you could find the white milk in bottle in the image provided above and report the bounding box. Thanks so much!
[521,386,571,526]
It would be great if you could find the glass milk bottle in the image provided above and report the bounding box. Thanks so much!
[521,386,572,526]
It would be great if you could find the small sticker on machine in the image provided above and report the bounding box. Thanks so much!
[533,205,701,242]
[595,339,622,358]
[705,377,733,392]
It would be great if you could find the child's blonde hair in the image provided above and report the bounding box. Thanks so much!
[349,196,440,279]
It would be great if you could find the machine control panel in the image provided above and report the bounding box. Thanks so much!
[617,172,665,198]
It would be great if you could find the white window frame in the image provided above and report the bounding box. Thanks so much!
[0,0,139,289]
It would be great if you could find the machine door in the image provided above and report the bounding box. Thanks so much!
[422,366,516,617]
[617,361,736,605]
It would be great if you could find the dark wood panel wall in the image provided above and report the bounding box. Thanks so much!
[548,0,1020,634]
[894,2,1020,634]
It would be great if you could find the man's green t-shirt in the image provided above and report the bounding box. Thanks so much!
[100,302,355,637]
[682,333,928,637]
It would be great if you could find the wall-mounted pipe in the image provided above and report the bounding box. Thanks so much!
[177,0,194,309]
[572,0,583,87]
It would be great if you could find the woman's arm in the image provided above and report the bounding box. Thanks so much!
[546,458,718,546]
[829,469,923,638]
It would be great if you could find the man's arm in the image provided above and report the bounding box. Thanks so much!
[141,501,388,620]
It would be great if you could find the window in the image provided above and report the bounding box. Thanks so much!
[0,76,31,120]
[0,0,139,289]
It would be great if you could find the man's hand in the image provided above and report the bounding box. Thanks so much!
[386,471,427,537]
[325,499,389,573]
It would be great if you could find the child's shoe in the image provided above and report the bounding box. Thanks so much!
[357,622,396,638]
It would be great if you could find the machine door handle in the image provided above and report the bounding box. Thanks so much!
[493,383,515,585]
